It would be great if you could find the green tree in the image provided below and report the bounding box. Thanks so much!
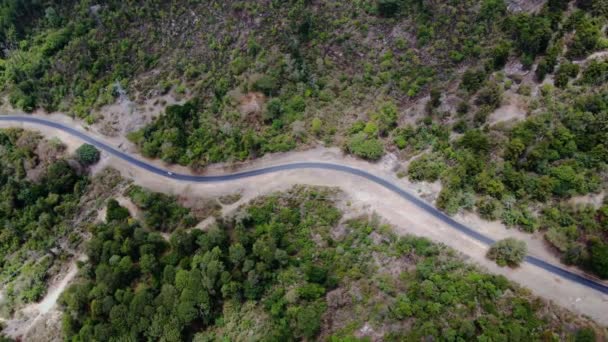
[106,199,130,222]
[588,239,608,278]
[554,62,580,88]
[76,144,101,166]
[567,18,600,59]
[44,160,80,194]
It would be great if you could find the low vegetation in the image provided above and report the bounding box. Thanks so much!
[487,238,528,267]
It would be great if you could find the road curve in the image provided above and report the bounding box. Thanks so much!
[2,115,608,295]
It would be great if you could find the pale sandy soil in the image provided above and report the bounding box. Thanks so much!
[92,92,184,137]
[569,191,606,209]
[573,49,608,65]
[1,117,608,326]
[488,91,528,126]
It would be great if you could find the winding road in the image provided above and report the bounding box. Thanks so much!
[1,115,608,296]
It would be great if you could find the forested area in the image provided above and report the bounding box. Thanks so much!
[0,128,89,315]
[59,187,604,341]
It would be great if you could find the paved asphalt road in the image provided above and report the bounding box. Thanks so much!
[2,115,608,295]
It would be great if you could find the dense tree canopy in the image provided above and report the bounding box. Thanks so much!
[58,187,602,341]
[0,128,87,314]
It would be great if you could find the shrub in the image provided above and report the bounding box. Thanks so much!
[491,41,511,70]
[76,144,100,166]
[408,153,446,182]
[347,133,384,160]
[311,118,323,136]
[567,18,601,59]
[580,60,608,85]
[106,199,130,222]
[377,0,402,17]
[588,238,608,279]
[264,98,283,122]
[575,328,597,342]
[460,68,487,93]
[507,14,552,57]
[253,74,280,96]
[554,62,580,88]
[487,238,528,267]
[475,82,502,109]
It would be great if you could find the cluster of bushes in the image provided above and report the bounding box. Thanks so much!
[59,186,602,340]
[487,238,528,267]
[344,102,402,160]
[127,101,300,167]
[0,129,88,314]
[541,202,608,278]
[126,185,195,232]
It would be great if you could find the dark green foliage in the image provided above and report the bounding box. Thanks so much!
[377,0,403,17]
[61,187,342,340]
[577,0,608,17]
[490,41,511,70]
[475,82,502,109]
[575,328,597,342]
[487,238,528,267]
[580,60,608,85]
[45,159,81,194]
[459,129,491,155]
[128,100,302,166]
[253,74,280,96]
[75,143,100,166]
[460,68,487,93]
[535,43,561,81]
[554,62,580,88]
[59,187,597,340]
[393,122,449,157]
[0,129,86,313]
[407,153,446,182]
[429,88,441,108]
[566,16,602,59]
[105,199,130,222]
[0,0,46,50]
[126,185,194,232]
[506,13,552,58]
